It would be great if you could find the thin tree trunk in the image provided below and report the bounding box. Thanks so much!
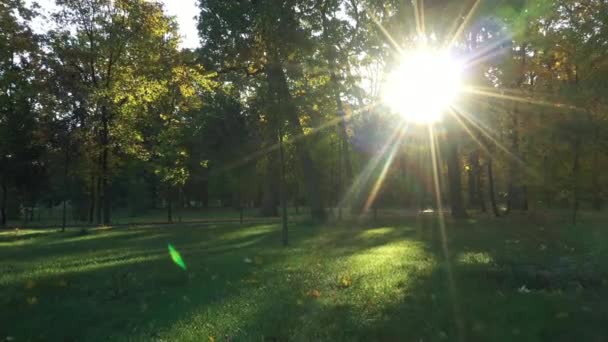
[0,177,6,227]
[101,106,111,225]
[61,140,69,232]
[178,187,183,223]
[446,134,468,219]
[320,5,353,216]
[543,153,552,209]
[279,130,288,246]
[487,158,500,217]
[267,57,325,221]
[95,173,102,224]
[572,137,581,224]
[477,159,486,213]
[88,175,95,224]
[468,152,476,208]
[591,127,602,210]
[167,189,173,223]
[260,151,279,217]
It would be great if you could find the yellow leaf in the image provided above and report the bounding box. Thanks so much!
[339,276,352,288]
[307,289,321,298]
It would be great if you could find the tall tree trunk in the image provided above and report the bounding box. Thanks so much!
[0,176,6,227]
[572,137,581,224]
[446,133,468,219]
[88,175,95,223]
[591,127,602,210]
[95,172,102,224]
[61,139,70,232]
[468,150,485,211]
[260,151,279,217]
[477,158,487,213]
[201,179,209,208]
[543,153,552,209]
[101,106,110,225]
[506,107,528,212]
[487,158,500,217]
[167,188,173,223]
[267,57,325,220]
[279,130,288,246]
[320,6,353,213]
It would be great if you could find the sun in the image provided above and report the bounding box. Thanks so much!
[382,48,464,124]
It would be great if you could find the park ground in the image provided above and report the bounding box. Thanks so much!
[1,212,608,341]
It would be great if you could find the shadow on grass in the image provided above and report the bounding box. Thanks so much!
[3,217,608,341]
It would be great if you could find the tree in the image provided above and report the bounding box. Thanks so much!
[0,0,45,226]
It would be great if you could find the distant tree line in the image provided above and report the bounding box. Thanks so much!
[2,0,608,229]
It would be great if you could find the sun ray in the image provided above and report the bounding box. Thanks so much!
[428,125,464,341]
[446,107,492,157]
[463,86,581,111]
[445,0,482,49]
[210,101,379,177]
[369,12,405,55]
[462,35,513,68]
[362,124,408,212]
[448,106,541,181]
[338,121,408,211]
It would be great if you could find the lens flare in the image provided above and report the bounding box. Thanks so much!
[383,49,464,124]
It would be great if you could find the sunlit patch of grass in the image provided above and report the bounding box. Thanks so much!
[457,251,494,265]
[219,224,276,241]
[357,227,395,239]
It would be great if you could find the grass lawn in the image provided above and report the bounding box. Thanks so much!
[1,214,608,341]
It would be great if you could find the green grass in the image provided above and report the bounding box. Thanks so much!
[2,214,608,341]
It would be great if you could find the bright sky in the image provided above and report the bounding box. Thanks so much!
[29,0,200,49]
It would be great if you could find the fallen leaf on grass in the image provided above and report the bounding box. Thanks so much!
[338,275,352,288]
[307,289,321,298]
[555,312,569,319]
[25,279,36,289]
[26,296,38,305]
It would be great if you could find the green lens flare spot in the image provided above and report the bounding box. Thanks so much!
[168,243,187,270]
